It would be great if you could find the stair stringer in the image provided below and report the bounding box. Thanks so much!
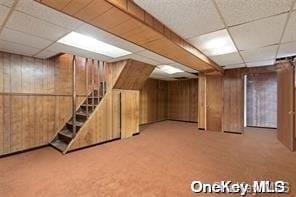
[64,59,155,152]
[64,91,115,152]
[63,60,128,153]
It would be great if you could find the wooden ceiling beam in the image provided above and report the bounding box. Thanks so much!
[38,0,223,73]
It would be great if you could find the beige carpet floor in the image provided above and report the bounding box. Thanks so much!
[0,121,295,196]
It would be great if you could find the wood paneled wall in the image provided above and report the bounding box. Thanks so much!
[247,72,277,128]
[139,79,168,124]
[223,70,244,133]
[140,78,198,124]
[168,79,198,122]
[0,52,101,156]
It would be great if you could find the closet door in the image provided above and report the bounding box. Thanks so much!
[206,74,223,132]
[277,62,295,151]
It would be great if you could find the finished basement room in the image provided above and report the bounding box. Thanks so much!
[0,0,296,196]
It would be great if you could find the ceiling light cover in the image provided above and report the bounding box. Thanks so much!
[58,32,132,58]
[189,29,237,56]
[158,65,184,74]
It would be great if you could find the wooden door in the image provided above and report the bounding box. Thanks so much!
[120,90,139,138]
[223,70,244,133]
[198,74,206,129]
[277,62,295,151]
[206,74,223,132]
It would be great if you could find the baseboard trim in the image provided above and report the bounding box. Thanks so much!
[139,119,167,126]
[0,145,48,159]
[167,119,198,123]
[247,126,277,130]
[224,131,242,135]
[133,132,140,136]
[68,137,121,154]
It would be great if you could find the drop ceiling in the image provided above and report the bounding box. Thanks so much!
[134,0,296,69]
[0,0,197,81]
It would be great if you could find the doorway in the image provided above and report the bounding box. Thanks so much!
[244,72,277,129]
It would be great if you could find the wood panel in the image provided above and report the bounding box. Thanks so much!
[247,72,277,128]
[67,60,128,151]
[114,59,155,90]
[38,0,222,72]
[0,52,101,156]
[206,74,223,132]
[223,70,244,133]
[168,79,198,122]
[277,61,294,151]
[121,90,139,138]
[139,79,168,124]
[157,80,169,121]
[198,74,206,129]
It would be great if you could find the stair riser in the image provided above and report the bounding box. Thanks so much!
[87,98,99,105]
[66,124,81,132]
[58,133,72,144]
[76,114,87,121]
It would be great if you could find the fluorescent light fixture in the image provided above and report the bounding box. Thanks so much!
[158,65,184,74]
[246,59,275,67]
[57,32,131,58]
[189,29,237,56]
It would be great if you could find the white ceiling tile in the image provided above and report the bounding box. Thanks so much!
[47,43,111,61]
[0,5,10,26]
[0,27,52,49]
[0,39,40,56]
[224,63,246,69]
[210,52,243,66]
[6,11,70,41]
[216,0,293,26]
[134,0,224,39]
[0,0,15,7]
[282,11,296,43]
[16,0,82,30]
[76,24,144,53]
[188,29,237,56]
[277,41,296,58]
[34,49,58,59]
[229,14,287,50]
[240,45,278,62]
[136,50,174,64]
[246,59,275,67]
[150,69,175,81]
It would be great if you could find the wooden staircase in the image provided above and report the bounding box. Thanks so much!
[50,81,107,154]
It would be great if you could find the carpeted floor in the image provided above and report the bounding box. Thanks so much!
[0,121,295,196]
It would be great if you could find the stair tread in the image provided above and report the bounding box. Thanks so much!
[51,139,67,152]
[81,104,97,107]
[59,129,74,138]
[67,120,84,127]
[76,111,88,116]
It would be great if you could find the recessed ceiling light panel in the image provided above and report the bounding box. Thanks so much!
[58,32,132,58]
[189,29,237,56]
[158,65,184,74]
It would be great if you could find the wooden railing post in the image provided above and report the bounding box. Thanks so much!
[72,55,77,136]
